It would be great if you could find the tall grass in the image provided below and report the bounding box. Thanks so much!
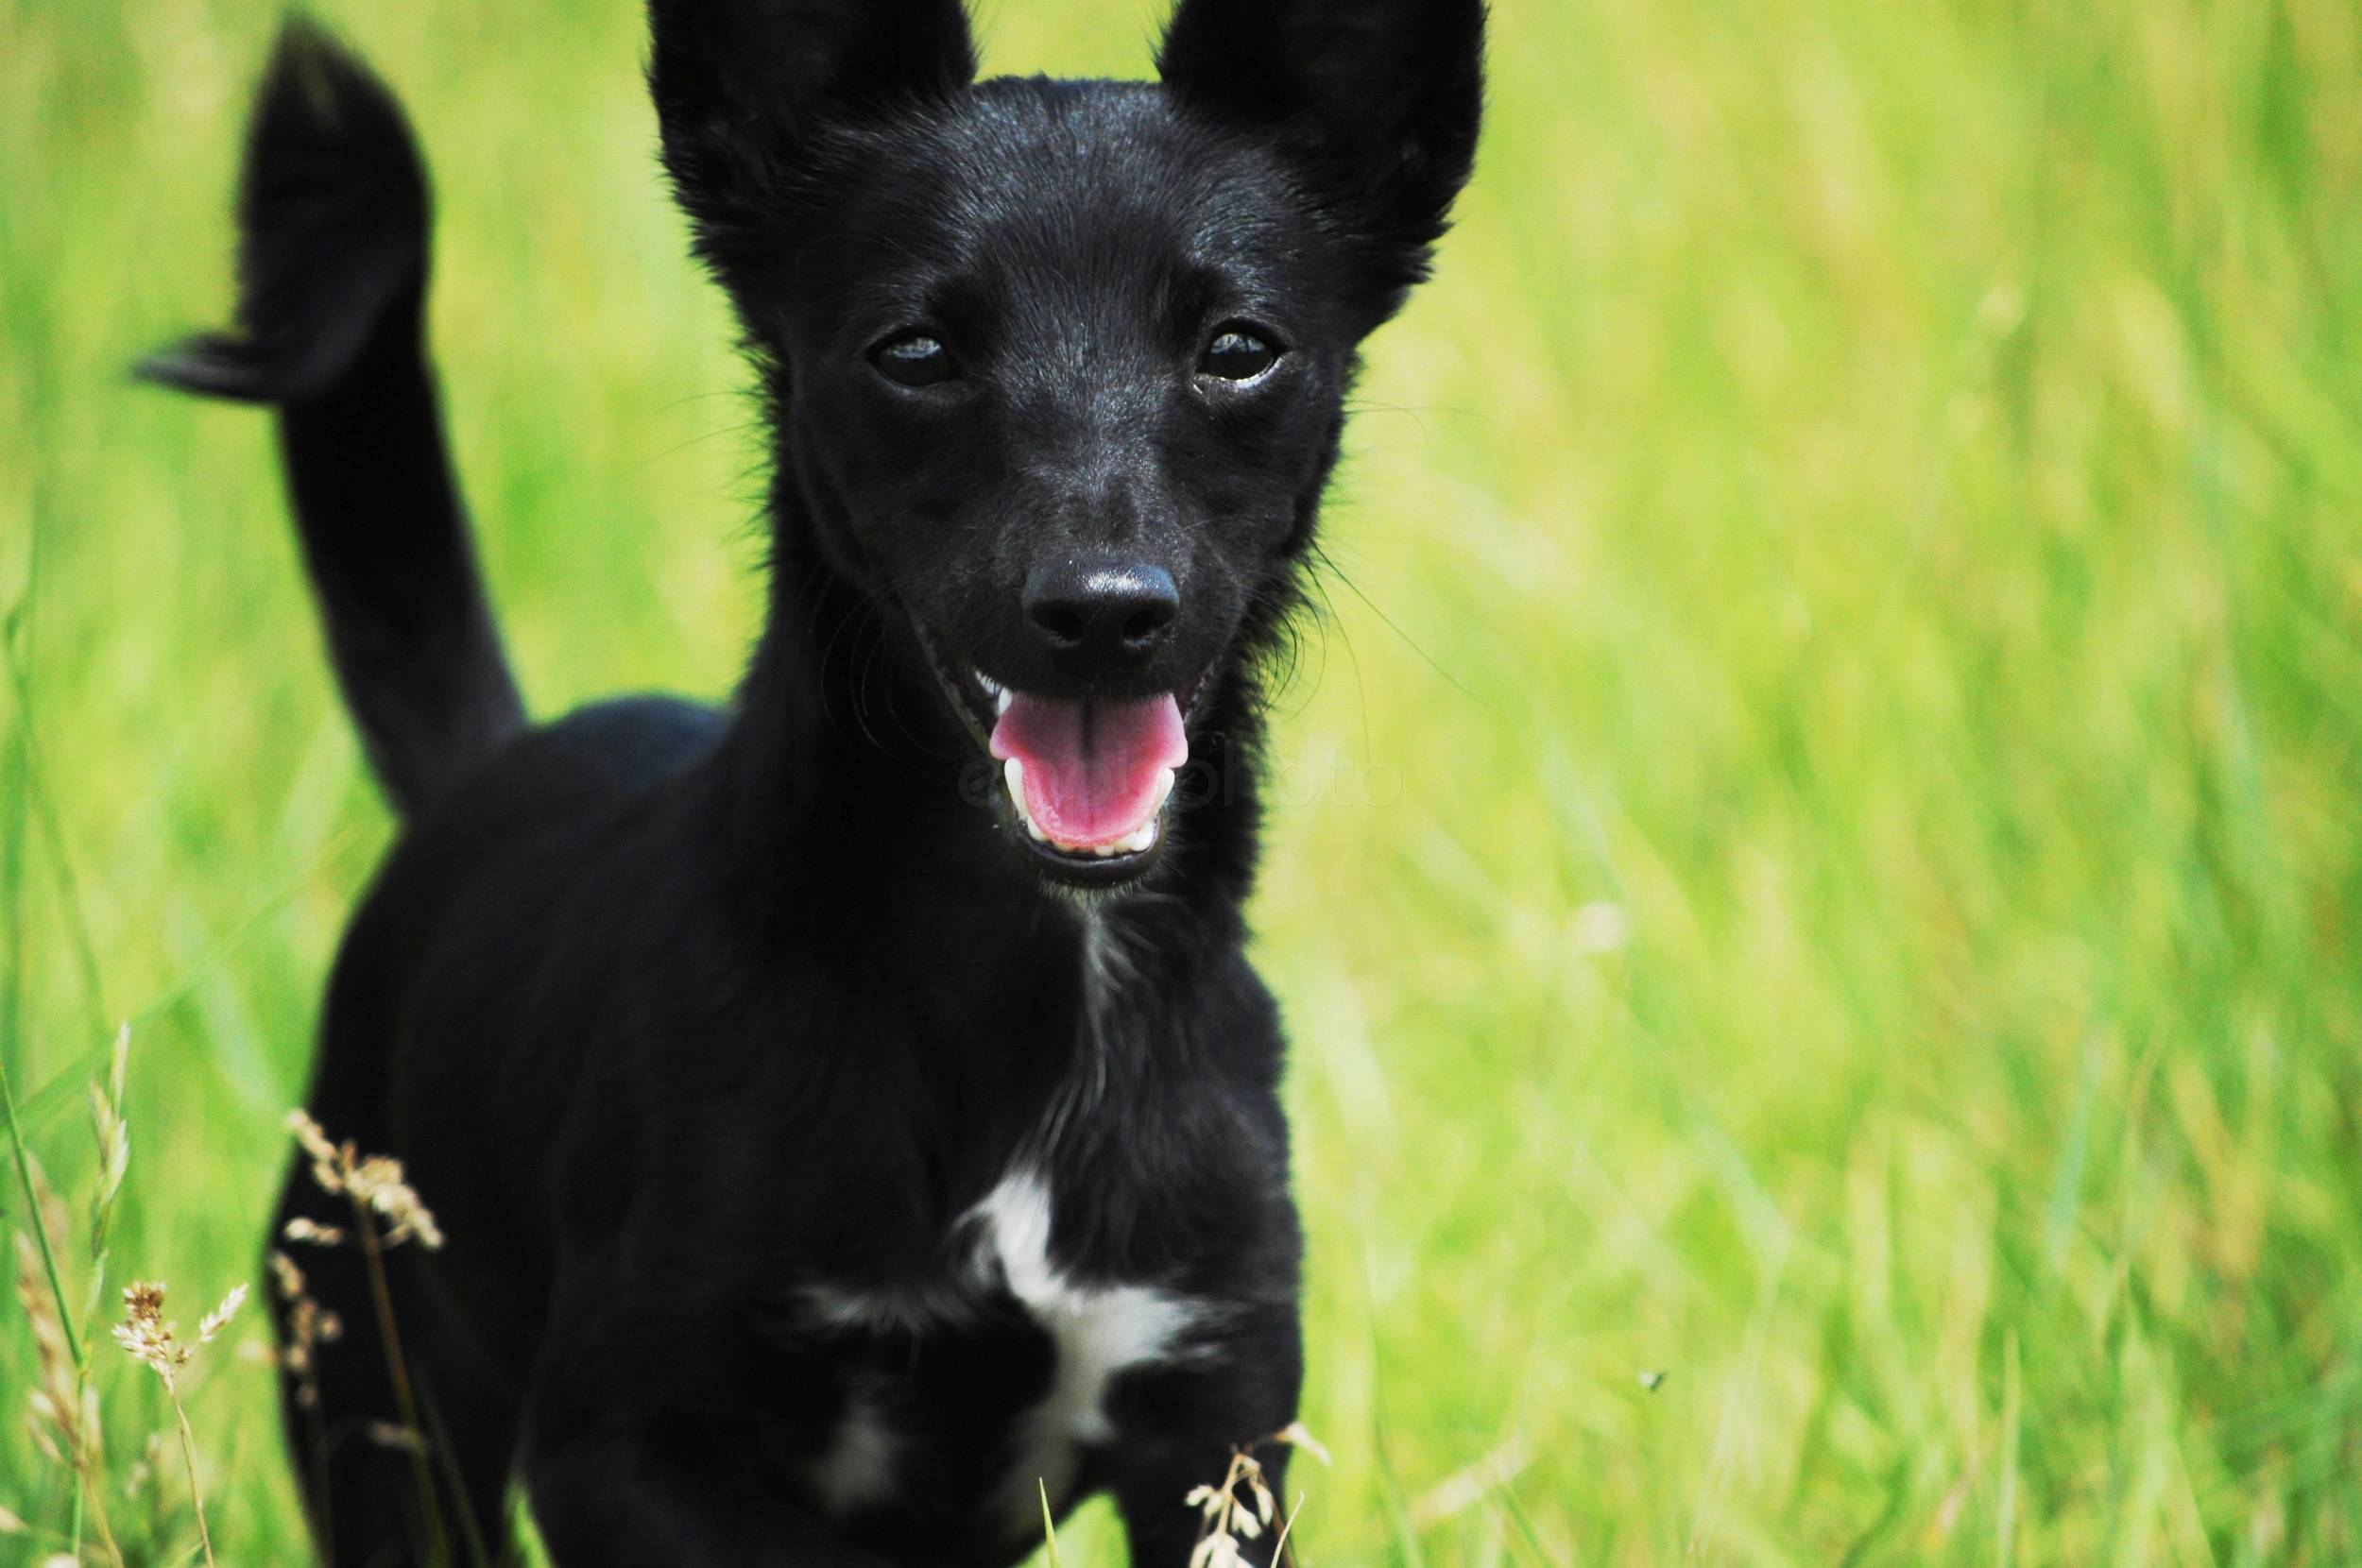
[7,0,2362,1561]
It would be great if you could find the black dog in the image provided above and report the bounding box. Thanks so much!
[145,1,1481,1561]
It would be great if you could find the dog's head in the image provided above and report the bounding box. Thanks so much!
[651,0,1482,890]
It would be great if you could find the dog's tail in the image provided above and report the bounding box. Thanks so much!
[141,20,525,818]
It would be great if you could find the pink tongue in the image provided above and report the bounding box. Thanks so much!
[990,693,1188,849]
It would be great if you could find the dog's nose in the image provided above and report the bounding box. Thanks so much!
[1023,556,1179,663]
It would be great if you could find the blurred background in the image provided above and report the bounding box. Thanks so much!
[7,0,2362,1561]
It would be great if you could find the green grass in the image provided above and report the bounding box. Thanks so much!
[8,0,2362,1561]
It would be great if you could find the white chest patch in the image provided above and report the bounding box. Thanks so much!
[969,1169,1205,1538]
[791,1167,1206,1538]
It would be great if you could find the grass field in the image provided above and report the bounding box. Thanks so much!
[9,0,2362,1561]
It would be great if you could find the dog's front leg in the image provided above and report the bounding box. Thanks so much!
[1112,1442,1297,1568]
[1106,1308,1307,1568]
[522,1421,894,1568]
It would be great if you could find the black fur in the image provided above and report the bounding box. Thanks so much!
[145,3,1481,1563]
[141,23,523,816]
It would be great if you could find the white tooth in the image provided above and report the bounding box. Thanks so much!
[1150,769,1176,810]
[1004,758,1050,842]
[996,689,1015,717]
[975,670,1001,697]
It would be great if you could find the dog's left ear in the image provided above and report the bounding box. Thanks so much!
[1158,0,1483,322]
[649,0,978,272]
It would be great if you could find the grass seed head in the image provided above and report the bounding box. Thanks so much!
[199,1282,248,1344]
[268,1249,339,1407]
[113,1279,247,1391]
[1271,1421,1330,1466]
[86,1029,131,1251]
[113,1279,191,1386]
[364,1420,424,1453]
[285,1110,444,1249]
[286,1110,349,1195]
[1188,1437,1296,1568]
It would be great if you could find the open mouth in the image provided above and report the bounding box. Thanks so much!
[916,624,1206,883]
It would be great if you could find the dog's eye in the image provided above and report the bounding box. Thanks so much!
[873,333,954,389]
[1198,326,1279,383]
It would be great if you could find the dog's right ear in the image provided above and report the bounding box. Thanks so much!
[1158,0,1483,324]
[648,0,977,260]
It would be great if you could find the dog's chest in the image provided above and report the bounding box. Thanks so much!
[789,1167,1207,1542]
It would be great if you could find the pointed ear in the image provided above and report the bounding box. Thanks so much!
[1158,0,1482,315]
[649,0,977,255]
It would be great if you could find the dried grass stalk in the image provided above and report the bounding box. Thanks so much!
[111,1279,245,1568]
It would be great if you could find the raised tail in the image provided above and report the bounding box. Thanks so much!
[142,19,525,818]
